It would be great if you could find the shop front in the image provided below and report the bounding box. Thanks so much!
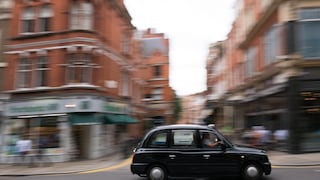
[288,76,320,153]
[239,83,290,151]
[1,96,138,163]
[238,75,320,153]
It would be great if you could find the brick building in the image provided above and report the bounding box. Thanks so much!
[0,0,173,163]
[0,0,13,150]
[206,0,320,153]
[137,28,174,128]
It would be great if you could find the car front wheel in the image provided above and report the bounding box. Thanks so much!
[242,163,262,180]
[147,164,168,180]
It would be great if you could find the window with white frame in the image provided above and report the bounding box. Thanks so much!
[246,47,257,78]
[299,8,320,58]
[70,1,94,30]
[39,4,53,32]
[122,31,130,54]
[121,71,130,97]
[264,25,280,65]
[21,6,36,33]
[17,57,32,88]
[21,4,53,34]
[66,53,92,84]
[35,56,49,87]
[152,87,163,100]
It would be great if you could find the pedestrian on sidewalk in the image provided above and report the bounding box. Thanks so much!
[15,135,32,166]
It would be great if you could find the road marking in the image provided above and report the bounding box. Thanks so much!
[78,157,132,174]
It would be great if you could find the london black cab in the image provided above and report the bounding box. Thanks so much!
[131,124,271,180]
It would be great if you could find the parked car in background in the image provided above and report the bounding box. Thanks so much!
[131,124,271,180]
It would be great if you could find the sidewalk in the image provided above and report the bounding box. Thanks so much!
[0,153,125,176]
[268,151,320,166]
[0,151,320,176]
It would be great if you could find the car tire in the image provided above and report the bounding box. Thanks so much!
[241,163,262,180]
[147,164,168,180]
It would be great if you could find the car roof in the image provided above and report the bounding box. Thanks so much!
[152,124,212,131]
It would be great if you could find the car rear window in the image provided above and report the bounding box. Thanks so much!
[147,131,168,148]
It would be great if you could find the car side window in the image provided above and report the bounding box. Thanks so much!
[147,131,168,148]
[200,131,221,149]
[171,130,196,148]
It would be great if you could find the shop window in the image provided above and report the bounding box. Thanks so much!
[301,91,320,112]
[3,117,61,155]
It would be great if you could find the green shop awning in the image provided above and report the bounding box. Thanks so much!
[69,113,102,125]
[125,115,139,124]
[104,114,138,124]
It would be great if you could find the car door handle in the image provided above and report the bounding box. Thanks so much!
[203,155,210,159]
[169,155,176,159]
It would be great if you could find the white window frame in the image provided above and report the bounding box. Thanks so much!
[152,87,163,100]
[70,1,93,30]
[120,71,130,97]
[21,6,36,34]
[35,56,49,87]
[246,47,257,78]
[122,31,130,54]
[39,4,53,32]
[17,57,32,88]
[299,8,320,59]
[264,25,280,65]
[66,53,92,84]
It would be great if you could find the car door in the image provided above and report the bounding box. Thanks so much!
[165,129,203,177]
[198,131,241,176]
[144,130,173,169]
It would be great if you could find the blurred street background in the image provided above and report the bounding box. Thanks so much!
[0,0,319,179]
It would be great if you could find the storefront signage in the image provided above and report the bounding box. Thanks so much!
[5,99,62,116]
[5,97,130,117]
[103,102,129,114]
[9,103,58,113]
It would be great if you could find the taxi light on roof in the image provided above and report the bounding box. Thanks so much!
[208,124,215,129]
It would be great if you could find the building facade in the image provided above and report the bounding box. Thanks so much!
[207,0,320,153]
[137,29,174,128]
[0,0,173,163]
[205,41,228,128]
[179,92,207,125]
[0,0,13,154]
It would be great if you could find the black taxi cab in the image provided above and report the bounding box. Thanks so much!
[131,124,271,180]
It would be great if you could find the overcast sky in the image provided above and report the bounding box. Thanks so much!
[124,0,236,96]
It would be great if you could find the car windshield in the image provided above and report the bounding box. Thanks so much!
[216,129,234,147]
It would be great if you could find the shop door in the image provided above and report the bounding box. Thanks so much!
[72,126,91,159]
